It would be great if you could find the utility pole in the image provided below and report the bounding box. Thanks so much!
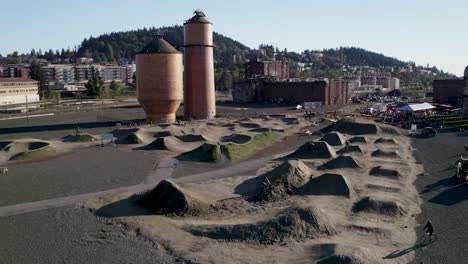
[25,95,29,124]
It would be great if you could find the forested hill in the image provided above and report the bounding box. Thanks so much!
[321,47,407,68]
[77,26,248,67]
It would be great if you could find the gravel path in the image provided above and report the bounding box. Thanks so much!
[410,131,468,263]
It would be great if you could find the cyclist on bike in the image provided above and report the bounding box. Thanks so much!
[424,220,434,241]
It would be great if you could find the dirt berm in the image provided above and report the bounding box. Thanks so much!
[176,143,221,162]
[300,173,356,198]
[139,180,211,216]
[288,141,336,159]
[319,132,346,146]
[252,160,311,201]
[352,196,407,216]
[321,117,401,135]
[319,155,361,170]
[190,205,336,244]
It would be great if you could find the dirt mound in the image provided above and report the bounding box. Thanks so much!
[319,155,361,170]
[112,128,142,144]
[239,122,262,128]
[282,117,300,125]
[176,134,208,142]
[352,196,407,216]
[221,134,252,144]
[176,143,221,162]
[288,141,336,159]
[312,244,380,264]
[0,141,12,150]
[190,205,336,244]
[348,136,367,144]
[319,132,346,146]
[371,149,400,158]
[153,131,172,138]
[62,133,97,142]
[337,145,363,155]
[300,173,355,197]
[374,138,397,144]
[321,117,379,135]
[251,160,311,201]
[369,166,401,178]
[249,128,271,133]
[139,180,210,215]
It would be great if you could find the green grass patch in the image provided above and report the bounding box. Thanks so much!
[222,132,280,162]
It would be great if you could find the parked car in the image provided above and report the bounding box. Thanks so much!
[421,127,437,137]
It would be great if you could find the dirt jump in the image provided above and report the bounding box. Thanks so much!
[319,132,347,146]
[287,141,336,159]
[371,149,400,158]
[300,173,356,197]
[319,155,362,170]
[337,145,363,155]
[369,166,401,178]
[176,143,221,162]
[139,180,211,216]
[253,160,311,202]
[352,196,407,216]
[190,205,336,244]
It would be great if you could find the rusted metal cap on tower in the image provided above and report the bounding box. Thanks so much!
[184,10,212,24]
[137,33,180,54]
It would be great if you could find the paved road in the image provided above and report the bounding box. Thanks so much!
[0,155,273,217]
[0,157,176,217]
[410,131,468,263]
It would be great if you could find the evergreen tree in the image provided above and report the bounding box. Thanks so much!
[85,75,103,97]
[29,60,42,81]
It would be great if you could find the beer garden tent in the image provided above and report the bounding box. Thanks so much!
[397,102,436,112]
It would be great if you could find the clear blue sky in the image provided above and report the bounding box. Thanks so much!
[2,0,466,75]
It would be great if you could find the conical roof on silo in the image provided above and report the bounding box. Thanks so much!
[184,10,212,24]
[137,34,180,54]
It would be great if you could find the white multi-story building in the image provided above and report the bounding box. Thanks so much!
[94,65,127,83]
[0,78,40,105]
[41,65,75,87]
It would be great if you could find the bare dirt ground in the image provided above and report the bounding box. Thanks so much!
[85,118,424,263]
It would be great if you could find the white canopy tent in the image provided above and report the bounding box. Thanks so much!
[397,102,436,112]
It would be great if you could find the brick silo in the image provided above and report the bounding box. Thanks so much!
[136,34,183,123]
[183,10,216,119]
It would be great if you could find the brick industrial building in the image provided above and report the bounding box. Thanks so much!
[433,79,465,106]
[232,79,350,105]
[244,60,289,81]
